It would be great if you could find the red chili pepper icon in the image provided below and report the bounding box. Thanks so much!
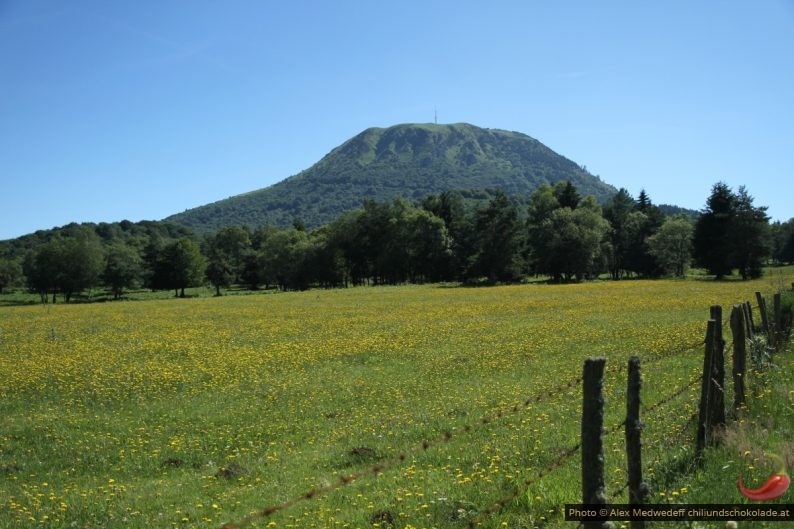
[738,452,790,501]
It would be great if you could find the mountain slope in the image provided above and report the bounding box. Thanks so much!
[166,123,618,231]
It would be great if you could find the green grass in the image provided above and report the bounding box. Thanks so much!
[0,272,792,529]
[644,341,793,529]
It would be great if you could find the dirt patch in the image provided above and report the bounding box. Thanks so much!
[160,458,184,469]
[215,463,248,479]
[369,509,395,527]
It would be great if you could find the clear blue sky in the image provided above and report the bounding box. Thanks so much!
[1,1,792,241]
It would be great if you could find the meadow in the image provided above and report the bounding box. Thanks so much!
[1,269,792,529]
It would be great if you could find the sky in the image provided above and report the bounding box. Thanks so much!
[1,1,793,241]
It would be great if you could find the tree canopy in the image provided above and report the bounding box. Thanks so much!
[0,181,776,302]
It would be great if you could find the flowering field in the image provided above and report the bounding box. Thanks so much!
[1,272,792,529]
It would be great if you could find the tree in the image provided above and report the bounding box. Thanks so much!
[636,189,652,211]
[103,241,143,299]
[351,200,393,284]
[373,198,413,284]
[527,183,560,226]
[732,186,770,279]
[693,182,737,279]
[468,190,523,282]
[204,226,252,295]
[421,191,469,279]
[0,258,22,294]
[24,242,61,302]
[554,181,581,210]
[532,198,609,282]
[403,208,452,282]
[622,210,657,277]
[646,216,694,277]
[156,238,206,297]
[142,233,165,291]
[627,190,665,277]
[326,209,369,286]
[528,183,609,281]
[258,228,311,290]
[602,188,636,279]
[240,225,278,289]
[57,227,105,301]
[208,226,251,283]
[693,183,771,279]
[304,228,346,288]
[22,228,105,302]
[771,218,794,264]
[205,254,233,296]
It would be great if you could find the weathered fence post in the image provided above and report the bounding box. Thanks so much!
[625,356,646,529]
[773,293,782,349]
[696,319,717,458]
[582,357,613,529]
[730,305,747,415]
[743,301,755,338]
[756,291,770,340]
[709,305,726,429]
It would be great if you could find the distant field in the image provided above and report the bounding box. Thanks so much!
[1,269,792,528]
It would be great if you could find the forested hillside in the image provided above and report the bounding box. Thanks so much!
[165,123,618,232]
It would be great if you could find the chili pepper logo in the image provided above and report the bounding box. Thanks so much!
[738,452,790,501]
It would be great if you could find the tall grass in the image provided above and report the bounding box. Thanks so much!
[1,271,792,528]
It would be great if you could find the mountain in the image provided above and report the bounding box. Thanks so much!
[166,123,618,232]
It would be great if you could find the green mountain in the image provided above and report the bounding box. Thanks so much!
[166,123,618,232]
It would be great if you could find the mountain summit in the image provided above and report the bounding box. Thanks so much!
[166,123,617,231]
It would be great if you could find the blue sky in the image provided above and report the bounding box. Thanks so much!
[1,1,792,240]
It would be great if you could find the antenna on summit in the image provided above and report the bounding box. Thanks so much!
[434,107,437,124]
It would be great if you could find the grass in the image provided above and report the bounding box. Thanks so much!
[1,270,793,529]
[644,339,793,529]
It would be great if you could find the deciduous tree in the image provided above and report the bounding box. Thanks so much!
[0,258,22,294]
[156,238,206,297]
[103,241,143,299]
[646,216,694,277]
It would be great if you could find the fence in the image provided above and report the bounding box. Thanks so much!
[580,289,790,529]
[219,288,791,529]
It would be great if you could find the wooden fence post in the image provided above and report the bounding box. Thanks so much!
[709,305,726,429]
[730,305,747,415]
[696,319,716,458]
[625,356,646,529]
[743,301,755,338]
[582,357,612,529]
[773,293,782,350]
[756,292,770,340]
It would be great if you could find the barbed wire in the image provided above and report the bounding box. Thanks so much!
[639,337,705,365]
[642,373,702,417]
[455,348,705,529]
[217,322,744,529]
[611,410,699,501]
[644,410,699,481]
[596,336,703,390]
[469,413,630,528]
[462,442,581,529]
[218,372,584,528]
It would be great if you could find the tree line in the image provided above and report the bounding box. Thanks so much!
[0,182,791,301]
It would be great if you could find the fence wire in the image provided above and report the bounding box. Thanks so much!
[611,410,699,501]
[642,373,702,417]
[468,405,632,528]
[462,442,581,529]
[219,308,772,529]
[219,371,584,528]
